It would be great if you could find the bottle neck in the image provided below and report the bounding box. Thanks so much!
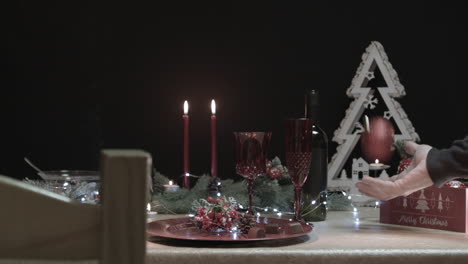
[307,105,320,124]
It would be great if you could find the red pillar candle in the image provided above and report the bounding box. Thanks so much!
[183,100,191,189]
[210,99,218,178]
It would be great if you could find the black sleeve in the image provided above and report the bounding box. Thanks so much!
[426,136,468,187]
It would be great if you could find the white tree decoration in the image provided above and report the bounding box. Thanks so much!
[438,193,443,212]
[328,41,420,189]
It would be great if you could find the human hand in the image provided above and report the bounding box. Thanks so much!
[355,141,434,200]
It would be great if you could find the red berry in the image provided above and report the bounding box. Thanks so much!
[398,158,412,174]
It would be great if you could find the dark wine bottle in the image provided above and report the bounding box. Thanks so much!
[302,89,328,222]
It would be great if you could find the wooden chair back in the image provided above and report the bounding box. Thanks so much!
[0,149,151,264]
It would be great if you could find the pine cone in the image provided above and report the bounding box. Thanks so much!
[237,214,257,234]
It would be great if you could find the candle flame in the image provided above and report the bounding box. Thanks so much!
[375,159,380,164]
[147,203,151,212]
[183,100,189,114]
[169,180,173,185]
[211,99,216,115]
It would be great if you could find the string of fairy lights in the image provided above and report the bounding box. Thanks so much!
[148,179,381,225]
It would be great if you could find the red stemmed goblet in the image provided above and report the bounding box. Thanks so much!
[285,119,313,221]
[233,132,272,215]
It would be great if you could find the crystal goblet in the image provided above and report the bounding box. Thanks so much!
[233,132,272,215]
[285,119,313,221]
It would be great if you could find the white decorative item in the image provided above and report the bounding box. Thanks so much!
[415,189,429,213]
[438,193,443,212]
[328,41,420,195]
[379,170,390,181]
[340,169,348,180]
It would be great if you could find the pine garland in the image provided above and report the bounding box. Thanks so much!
[152,172,294,214]
[151,174,353,214]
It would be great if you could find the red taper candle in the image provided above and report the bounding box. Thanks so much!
[183,100,191,189]
[210,99,218,178]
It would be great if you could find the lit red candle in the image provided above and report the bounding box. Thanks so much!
[183,100,191,189]
[210,99,218,178]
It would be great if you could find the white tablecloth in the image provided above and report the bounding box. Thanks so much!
[2,208,468,263]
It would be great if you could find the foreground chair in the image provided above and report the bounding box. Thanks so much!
[0,150,151,264]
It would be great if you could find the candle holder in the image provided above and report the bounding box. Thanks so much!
[369,160,390,177]
[163,181,180,192]
[147,203,158,220]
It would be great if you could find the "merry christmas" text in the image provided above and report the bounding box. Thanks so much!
[397,215,448,227]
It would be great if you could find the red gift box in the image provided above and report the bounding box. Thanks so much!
[380,181,468,233]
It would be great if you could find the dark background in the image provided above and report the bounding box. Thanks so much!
[3,2,467,182]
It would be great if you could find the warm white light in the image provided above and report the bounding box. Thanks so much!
[147,203,151,212]
[211,99,216,115]
[169,180,173,185]
[184,100,189,115]
[375,159,380,164]
[364,115,370,132]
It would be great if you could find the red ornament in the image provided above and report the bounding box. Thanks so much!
[360,116,395,164]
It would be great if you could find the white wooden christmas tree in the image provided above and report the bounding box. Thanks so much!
[328,41,420,195]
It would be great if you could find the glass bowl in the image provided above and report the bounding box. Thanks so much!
[38,170,100,182]
[38,170,100,203]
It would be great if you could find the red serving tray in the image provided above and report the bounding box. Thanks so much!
[147,216,313,242]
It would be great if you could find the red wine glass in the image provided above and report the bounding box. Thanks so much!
[233,132,272,215]
[285,119,313,221]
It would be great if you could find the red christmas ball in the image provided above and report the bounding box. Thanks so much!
[360,116,395,164]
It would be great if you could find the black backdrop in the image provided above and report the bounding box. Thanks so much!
[3,2,468,182]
